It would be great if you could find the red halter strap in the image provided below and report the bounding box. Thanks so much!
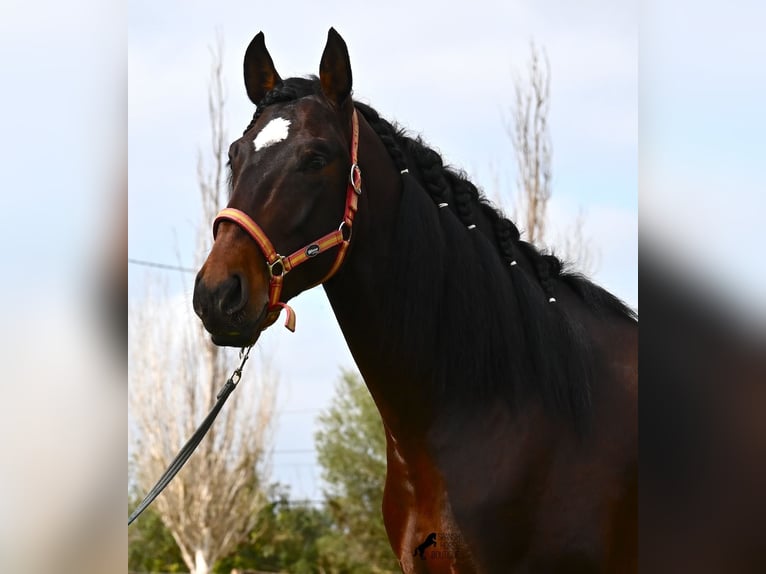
[212,109,361,332]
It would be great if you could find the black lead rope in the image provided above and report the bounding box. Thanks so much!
[128,346,252,525]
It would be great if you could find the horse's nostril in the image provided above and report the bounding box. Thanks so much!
[192,276,208,319]
[218,273,248,316]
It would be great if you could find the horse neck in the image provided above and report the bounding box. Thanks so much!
[322,115,601,440]
[322,115,437,434]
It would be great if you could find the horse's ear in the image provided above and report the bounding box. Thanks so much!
[243,32,282,105]
[319,28,353,109]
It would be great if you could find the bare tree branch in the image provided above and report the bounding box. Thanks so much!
[510,40,552,244]
[555,207,600,276]
[508,40,598,275]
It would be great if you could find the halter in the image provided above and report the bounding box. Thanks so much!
[212,109,361,332]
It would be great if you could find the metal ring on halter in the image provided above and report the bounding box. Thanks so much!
[349,163,362,195]
[338,221,353,242]
[268,257,286,278]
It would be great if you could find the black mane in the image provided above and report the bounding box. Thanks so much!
[251,77,636,425]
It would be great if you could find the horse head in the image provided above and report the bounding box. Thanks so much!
[193,29,358,347]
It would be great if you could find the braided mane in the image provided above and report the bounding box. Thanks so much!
[248,77,636,424]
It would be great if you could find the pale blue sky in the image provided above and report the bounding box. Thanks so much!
[641,0,766,316]
[128,1,638,500]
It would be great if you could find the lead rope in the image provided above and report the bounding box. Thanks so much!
[128,346,253,525]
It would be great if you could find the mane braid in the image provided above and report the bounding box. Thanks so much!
[249,77,637,426]
[352,100,635,318]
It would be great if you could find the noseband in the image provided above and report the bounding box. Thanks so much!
[212,109,361,332]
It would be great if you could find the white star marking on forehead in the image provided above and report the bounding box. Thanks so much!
[253,117,291,151]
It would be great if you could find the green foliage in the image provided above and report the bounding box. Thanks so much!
[129,370,398,574]
[214,489,332,574]
[128,495,185,573]
[315,370,399,573]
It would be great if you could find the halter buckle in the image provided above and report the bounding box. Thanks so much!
[268,256,286,278]
[349,163,362,195]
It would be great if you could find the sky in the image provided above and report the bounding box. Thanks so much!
[640,1,766,317]
[128,0,638,501]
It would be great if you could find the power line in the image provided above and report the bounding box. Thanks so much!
[128,257,196,273]
[281,407,322,414]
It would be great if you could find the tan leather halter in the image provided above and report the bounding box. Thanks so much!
[212,109,361,332]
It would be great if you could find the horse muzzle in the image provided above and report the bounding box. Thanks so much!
[192,227,273,347]
[192,269,269,347]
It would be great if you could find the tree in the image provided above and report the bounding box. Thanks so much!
[508,41,598,275]
[214,489,333,574]
[315,371,399,573]
[128,38,277,574]
[128,492,186,573]
[510,40,552,246]
[130,481,336,574]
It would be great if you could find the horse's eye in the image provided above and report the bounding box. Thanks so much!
[305,155,328,171]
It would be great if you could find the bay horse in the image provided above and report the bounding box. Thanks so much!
[193,29,638,573]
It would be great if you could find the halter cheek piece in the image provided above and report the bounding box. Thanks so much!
[212,110,362,333]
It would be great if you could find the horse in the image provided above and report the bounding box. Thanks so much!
[193,29,638,573]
